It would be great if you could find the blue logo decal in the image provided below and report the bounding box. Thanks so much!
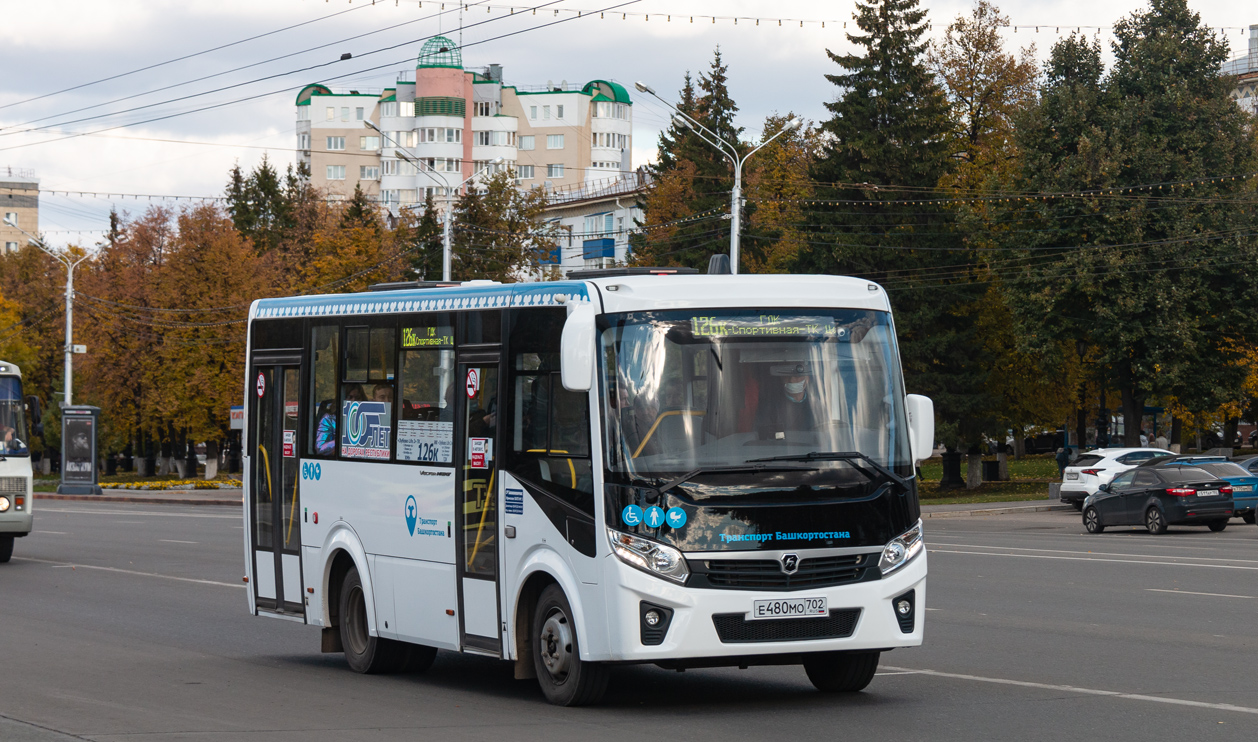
[405,495,418,536]
[301,462,322,481]
[645,506,665,529]
[666,507,687,528]
[621,504,644,527]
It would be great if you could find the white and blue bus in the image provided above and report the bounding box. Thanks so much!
[242,270,934,705]
[0,361,39,563]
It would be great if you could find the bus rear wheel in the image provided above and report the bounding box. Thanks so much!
[803,651,880,693]
[338,567,408,674]
[532,584,608,706]
[0,535,12,563]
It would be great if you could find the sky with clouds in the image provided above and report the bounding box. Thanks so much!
[0,0,1250,245]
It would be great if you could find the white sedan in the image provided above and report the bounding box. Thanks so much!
[1059,448,1173,510]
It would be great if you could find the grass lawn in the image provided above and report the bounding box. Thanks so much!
[917,452,1056,505]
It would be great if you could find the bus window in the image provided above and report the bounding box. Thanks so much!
[459,310,502,345]
[397,318,455,464]
[505,309,593,512]
[309,326,339,456]
[341,326,396,461]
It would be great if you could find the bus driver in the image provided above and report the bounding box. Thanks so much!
[757,362,817,438]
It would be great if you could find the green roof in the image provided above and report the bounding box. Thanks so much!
[581,80,632,104]
[418,36,462,69]
[295,84,332,106]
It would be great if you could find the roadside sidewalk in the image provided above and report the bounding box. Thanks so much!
[921,498,1072,518]
[36,488,243,507]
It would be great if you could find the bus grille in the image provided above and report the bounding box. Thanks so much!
[699,554,874,591]
[0,477,26,493]
[712,609,862,643]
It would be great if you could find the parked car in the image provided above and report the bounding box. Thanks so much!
[1059,448,1173,510]
[1082,466,1234,534]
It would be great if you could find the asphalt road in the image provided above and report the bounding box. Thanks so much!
[2,502,1256,741]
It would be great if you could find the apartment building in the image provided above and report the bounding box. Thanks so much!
[296,36,633,207]
[1,168,39,254]
[1225,25,1258,115]
[541,172,646,272]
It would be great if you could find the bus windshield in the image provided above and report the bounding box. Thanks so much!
[0,377,29,456]
[599,308,910,480]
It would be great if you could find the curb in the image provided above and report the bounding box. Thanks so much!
[36,493,241,507]
[923,503,1074,519]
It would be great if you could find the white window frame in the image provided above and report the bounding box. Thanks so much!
[326,136,345,151]
[517,164,534,179]
[547,163,564,178]
[546,134,564,150]
[360,165,380,181]
[326,165,346,180]
[519,135,534,151]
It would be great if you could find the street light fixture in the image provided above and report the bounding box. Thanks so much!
[635,81,802,274]
[2,217,89,407]
[366,121,503,281]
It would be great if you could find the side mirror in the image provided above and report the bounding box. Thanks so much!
[905,394,935,464]
[1098,484,1110,492]
[560,300,596,392]
[25,395,41,426]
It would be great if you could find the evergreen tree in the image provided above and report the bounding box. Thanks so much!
[403,192,445,280]
[339,183,381,232]
[1007,0,1258,439]
[805,0,991,451]
[634,49,746,270]
[451,172,555,281]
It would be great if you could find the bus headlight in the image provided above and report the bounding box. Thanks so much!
[0,495,9,512]
[607,529,690,584]
[879,521,924,575]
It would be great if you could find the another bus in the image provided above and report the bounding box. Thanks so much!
[0,361,39,563]
[242,271,933,705]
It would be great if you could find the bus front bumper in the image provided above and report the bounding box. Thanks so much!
[597,549,926,663]
[0,510,33,536]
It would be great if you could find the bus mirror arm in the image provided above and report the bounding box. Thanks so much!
[905,394,935,465]
[560,300,596,393]
[26,395,41,426]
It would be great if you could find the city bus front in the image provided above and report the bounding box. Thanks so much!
[589,301,931,675]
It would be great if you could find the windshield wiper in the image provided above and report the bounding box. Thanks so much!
[646,463,817,499]
[748,451,911,493]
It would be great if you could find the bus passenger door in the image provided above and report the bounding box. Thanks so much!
[249,362,305,618]
[456,358,502,653]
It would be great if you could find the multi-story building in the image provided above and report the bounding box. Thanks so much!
[296,36,634,207]
[1225,25,1258,115]
[541,172,646,271]
[0,168,39,254]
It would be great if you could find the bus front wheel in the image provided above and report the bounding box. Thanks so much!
[0,536,12,563]
[338,567,409,674]
[532,584,608,706]
[803,651,880,692]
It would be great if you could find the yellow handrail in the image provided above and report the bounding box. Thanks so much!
[285,450,300,548]
[467,468,495,569]
[258,445,274,546]
[632,410,705,458]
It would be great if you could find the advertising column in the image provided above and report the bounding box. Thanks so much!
[58,405,102,495]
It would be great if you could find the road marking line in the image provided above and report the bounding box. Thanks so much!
[875,671,922,676]
[159,539,198,544]
[37,531,68,535]
[883,665,1258,716]
[38,507,237,520]
[932,543,1258,565]
[13,557,243,589]
[1146,588,1255,599]
[929,549,1258,571]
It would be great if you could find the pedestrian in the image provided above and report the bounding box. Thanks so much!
[1139,430,1149,448]
[1056,446,1071,476]
[1155,431,1169,450]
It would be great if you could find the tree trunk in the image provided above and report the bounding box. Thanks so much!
[1012,426,1025,459]
[1224,416,1239,449]
[965,453,983,489]
[1120,383,1144,450]
[185,439,199,479]
[204,440,219,480]
[1170,417,1182,452]
[997,451,1009,481]
[1076,407,1087,453]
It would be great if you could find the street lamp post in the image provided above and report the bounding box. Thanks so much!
[365,121,501,281]
[2,217,88,407]
[634,81,801,274]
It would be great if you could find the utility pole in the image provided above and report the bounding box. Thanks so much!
[3,217,88,406]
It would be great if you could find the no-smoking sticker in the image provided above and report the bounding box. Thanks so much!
[466,368,480,398]
[256,372,266,398]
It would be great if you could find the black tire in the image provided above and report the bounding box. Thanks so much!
[803,651,880,693]
[1083,507,1105,534]
[532,584,608,706]
[1242,512,1256,525]
[1207,519,1228,532]
[338,567,406,674]
[1070,500,1084,512]
[1145,506,1168,535]
[0,535,12,563]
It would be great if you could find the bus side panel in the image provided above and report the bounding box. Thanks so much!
[388,556,459,650]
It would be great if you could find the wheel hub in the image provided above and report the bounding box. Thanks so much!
[539,610,573,680]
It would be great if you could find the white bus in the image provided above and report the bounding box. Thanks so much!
[0,361,39,563]
[242,270,933,705]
